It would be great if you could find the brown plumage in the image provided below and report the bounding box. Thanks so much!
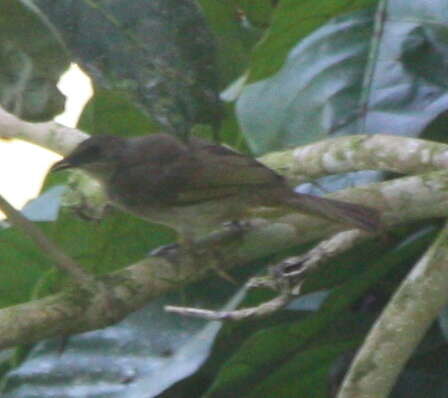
[51,134,381,239]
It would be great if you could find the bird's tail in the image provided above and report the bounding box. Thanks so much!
[283,193,381,233]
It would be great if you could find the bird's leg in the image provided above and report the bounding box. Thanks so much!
[149,230,207,285]
[177,228,238,285]
[205,221,253,285]
[207,246,237,285]
[150,223,247,285]
[199,221,252,284]
[174,233,228,284]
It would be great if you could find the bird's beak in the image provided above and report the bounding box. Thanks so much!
[50,159,73,172]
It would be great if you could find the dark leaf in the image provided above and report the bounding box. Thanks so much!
[0,0,68,120]
[32,0,223,137]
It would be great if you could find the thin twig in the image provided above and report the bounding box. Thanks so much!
[275,229,367,286]
[165,229,370,321]
[165,291,293,321]
[0,194,93,284]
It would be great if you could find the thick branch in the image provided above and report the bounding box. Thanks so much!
[1,106,448,178]
[2,105,448,350]
[0,106,87,155]
[0,170,448,348]
[337,221,448,398]
[261,134,448,181]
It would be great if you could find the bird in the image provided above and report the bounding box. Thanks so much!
[50,133,381,245]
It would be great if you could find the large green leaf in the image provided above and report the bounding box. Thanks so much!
[237,8,374,154]
[247,0,378,82]
[237,1,448,154]
[246,339,361,398]
[203,227,435,397]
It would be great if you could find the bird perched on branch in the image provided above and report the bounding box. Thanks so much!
[51,133,381,244]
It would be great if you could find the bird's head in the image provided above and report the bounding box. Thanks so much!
[50,135,126,180]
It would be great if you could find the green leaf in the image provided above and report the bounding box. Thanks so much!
[238,0,448,154]
[0,190,175,308]
[203,228,435,397]
[247,341,360,398]
[237,0,275,28]
[198,0,254,85]
[247,0,378,82]
[78,89,159,136]
[237,8,375,154]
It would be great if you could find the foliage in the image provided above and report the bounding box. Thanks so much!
[1,0,448,397]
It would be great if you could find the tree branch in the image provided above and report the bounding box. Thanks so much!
[261,134,448,181]
[0,194,93,285]
[166,292,292,321]
[0,168,446,348]
[1,105,448,179]
[337,221,448,398]
[2,105,448,351]
[165,230,367,321]
[0,106,87,155]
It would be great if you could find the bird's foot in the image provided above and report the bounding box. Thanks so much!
[148,226,244,285]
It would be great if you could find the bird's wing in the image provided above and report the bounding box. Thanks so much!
[111,137,283,206]
[191,140,283,186]
[170,140,284,204]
